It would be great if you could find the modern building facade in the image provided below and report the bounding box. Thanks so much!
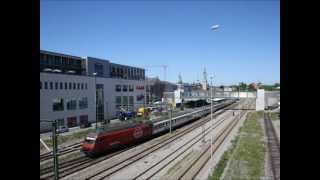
[40,50,146,132]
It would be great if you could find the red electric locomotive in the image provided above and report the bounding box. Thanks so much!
[82,122,152,156]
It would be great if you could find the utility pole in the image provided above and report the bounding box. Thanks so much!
[169,104,172,134]
[52,120,59,180]
[93,72,97,129]
[210,76,214,168]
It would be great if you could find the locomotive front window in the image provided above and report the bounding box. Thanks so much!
[85,138,96,144]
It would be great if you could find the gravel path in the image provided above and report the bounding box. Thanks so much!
[272,120,280,142]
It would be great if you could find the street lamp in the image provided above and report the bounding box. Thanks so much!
[93,72,97,129]
[210,24,219,174]
[210,76,214,168]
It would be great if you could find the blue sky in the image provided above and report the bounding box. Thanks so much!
[40,1,279,86]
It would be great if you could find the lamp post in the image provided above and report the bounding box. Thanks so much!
[210,76,214,168]
[210,24,219,174]
[52,120,59,180]
[93,72,97,129]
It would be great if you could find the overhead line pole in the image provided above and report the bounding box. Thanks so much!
[40,119,59,180]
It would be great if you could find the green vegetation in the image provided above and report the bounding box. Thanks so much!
[209,111,266,180]
[208,136,240,180]
[270,112,280,121]
[41,128,95,148]
[233,82,280,91]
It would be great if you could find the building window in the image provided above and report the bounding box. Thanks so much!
[67,116,77,128]
[124,68,128,79]
[55,82,58,89]
[73,83,76,90]
[116,85,121,92]
[50,82,53,90]
[115,96,121,109]
[85,83,88,89]
[123,85,128,92]
[69,82,72,89]
[54,56,61,65]
[123,96,128,108]
[77,83,80,90]
[57,118,65,128]
[61,57,67,65]
[81,83,84,90]
[116,67,120,78]
[80,115,89,126]
[129,96,134,110]
[67,99,77,110]
[53,98,64,111]
[111,67,116,77]
[136,94,144,101]
[129,85,134,92]
[40,81,42,89]
[94,63,104,76]
[65,82,68,89]
[60,82,63,89]
[45,82,48,89]
[79,97,88,109]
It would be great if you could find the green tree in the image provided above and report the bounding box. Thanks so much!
[239,82,247,91]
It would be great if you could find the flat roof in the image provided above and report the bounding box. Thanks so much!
[41,49,145,70]
[40,50,83,60]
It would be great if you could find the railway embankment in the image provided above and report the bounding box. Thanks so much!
[209,111,266,180]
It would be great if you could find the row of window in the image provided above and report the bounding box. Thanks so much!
[115,85,134,92]
[93,62,145,80]
[110,64,145,80]
[40,53,82,67]
[56,115,88,128]
[53,97,88,111]
[40,81,88,90]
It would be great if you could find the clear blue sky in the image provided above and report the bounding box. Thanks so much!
[41,1,279,86]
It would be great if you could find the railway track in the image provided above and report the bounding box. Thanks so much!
[84,101,246,180]
[134,102,251,180]
[176,109,248,180]
[264,112,280,180]
[40,142,82,162]
[41,101,241,180]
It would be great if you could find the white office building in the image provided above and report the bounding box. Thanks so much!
[40,50,146,132]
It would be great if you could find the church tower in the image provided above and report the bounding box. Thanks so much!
[202,67,208,90]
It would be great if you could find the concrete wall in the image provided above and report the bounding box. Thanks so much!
[265,91,280,107]
[256,89,265,110]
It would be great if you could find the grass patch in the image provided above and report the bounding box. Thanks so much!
[208,136,240,180]
[270,112,280,121]
[41,128,95,148]
[209,111,266,180]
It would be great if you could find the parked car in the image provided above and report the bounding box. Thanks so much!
[116,109,136,120]
[57,126,69,134]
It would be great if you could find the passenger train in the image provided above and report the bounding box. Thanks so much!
[81,99,236,156]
